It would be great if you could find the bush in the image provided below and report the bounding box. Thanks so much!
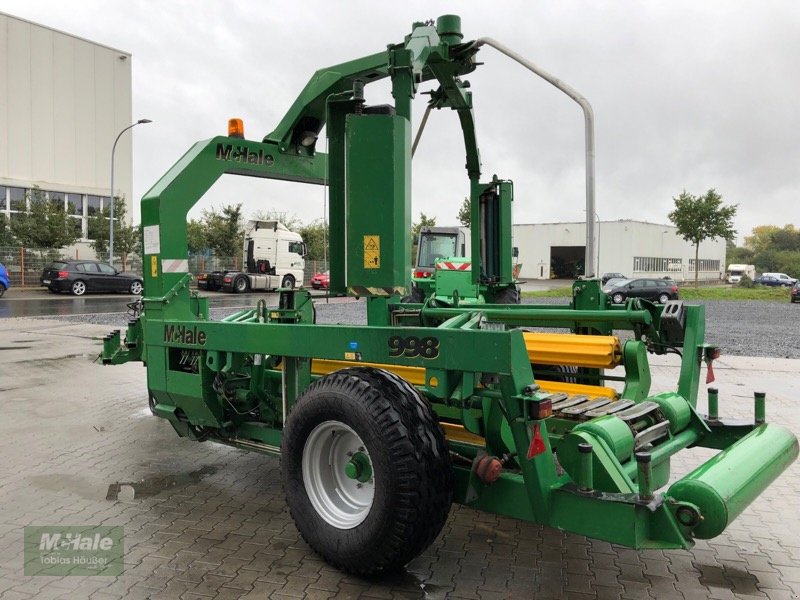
[737,274,754,288]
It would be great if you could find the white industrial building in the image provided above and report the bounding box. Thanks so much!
[0,11,133,258]
[513,220,727,282]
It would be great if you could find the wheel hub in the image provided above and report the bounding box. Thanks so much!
[302,421,375,529]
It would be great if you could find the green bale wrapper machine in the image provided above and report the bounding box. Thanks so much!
[103,16,797,575]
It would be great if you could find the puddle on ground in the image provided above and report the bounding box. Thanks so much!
[105,465,218,501]
[29,474,105,500]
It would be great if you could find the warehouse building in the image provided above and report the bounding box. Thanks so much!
[513,219,727,281]
[0,11,133,258]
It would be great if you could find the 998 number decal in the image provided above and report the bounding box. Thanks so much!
[388,335,440,359]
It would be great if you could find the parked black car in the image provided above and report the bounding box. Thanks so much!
[41,260,143,296]
[605,278,679,304]
[601,272,627,284]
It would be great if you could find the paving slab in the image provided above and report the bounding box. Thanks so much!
[0,317,798,599]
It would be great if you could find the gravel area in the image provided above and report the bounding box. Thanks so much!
[22,297,799,359]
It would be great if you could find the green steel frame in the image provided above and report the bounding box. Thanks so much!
[103,15,797,551]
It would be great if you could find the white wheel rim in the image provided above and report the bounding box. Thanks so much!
[132,282,142,294]
[302,420,375,529]
[74,282,85,294]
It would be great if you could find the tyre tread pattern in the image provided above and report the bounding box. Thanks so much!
[282,367,452,575]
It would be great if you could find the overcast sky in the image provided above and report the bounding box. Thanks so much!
[4,1,799,243]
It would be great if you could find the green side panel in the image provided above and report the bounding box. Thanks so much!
[497,180,514,283]
[344,114,410,294]
[558,430,637,493]
[668,423,799,539]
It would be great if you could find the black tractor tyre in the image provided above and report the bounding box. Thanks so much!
[401,284,425,303]
[281,367,453,576]
[281,275,295,290]
[233,276,249,293]
[493,285,521,305]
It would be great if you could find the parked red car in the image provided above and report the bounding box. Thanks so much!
[310,271,330,289]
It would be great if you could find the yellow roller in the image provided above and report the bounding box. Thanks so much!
[308,359,618,399]
[522,332,621,369]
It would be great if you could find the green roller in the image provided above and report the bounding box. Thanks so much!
[573,416,634,462]
[668,424,799,539]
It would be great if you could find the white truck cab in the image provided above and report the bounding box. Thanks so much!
[242,220,306,290]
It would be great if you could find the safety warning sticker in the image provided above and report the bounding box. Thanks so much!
[363,235,380,269]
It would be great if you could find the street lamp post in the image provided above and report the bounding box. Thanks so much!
[110,119,152,265]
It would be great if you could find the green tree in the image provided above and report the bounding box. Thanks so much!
[668,189,737,286]
[769,225,800,252]
[457,197,471,227]
[299,219,329,262]
[725,240,753,265]
[742,224,800,273]
[744,225,781,254]
[88,197,141,270]
[186,219,207,254]
[203,204,244,257]
[10,186,79,250]
[0,214,16,246]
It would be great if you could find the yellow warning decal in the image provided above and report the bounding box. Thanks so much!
[150,255,158,278]
[364,235,380,269]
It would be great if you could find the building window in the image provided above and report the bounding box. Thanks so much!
[87,195,102,216]
[633,257,682,272]
[9,187,26,212]
[0,186,7,211]
[70,216,83,239]
[67,193,84,216]
[688,259,720,272]
[48,191,65,211]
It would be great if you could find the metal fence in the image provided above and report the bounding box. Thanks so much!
[0,246,329,288]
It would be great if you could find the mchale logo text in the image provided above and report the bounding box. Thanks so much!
[39,533,115,552]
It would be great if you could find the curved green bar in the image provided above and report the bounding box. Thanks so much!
[668,423,799,539]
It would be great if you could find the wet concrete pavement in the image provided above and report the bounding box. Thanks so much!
[0,281,568,320]
[0,316,798,599]
[0,290,297,319]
